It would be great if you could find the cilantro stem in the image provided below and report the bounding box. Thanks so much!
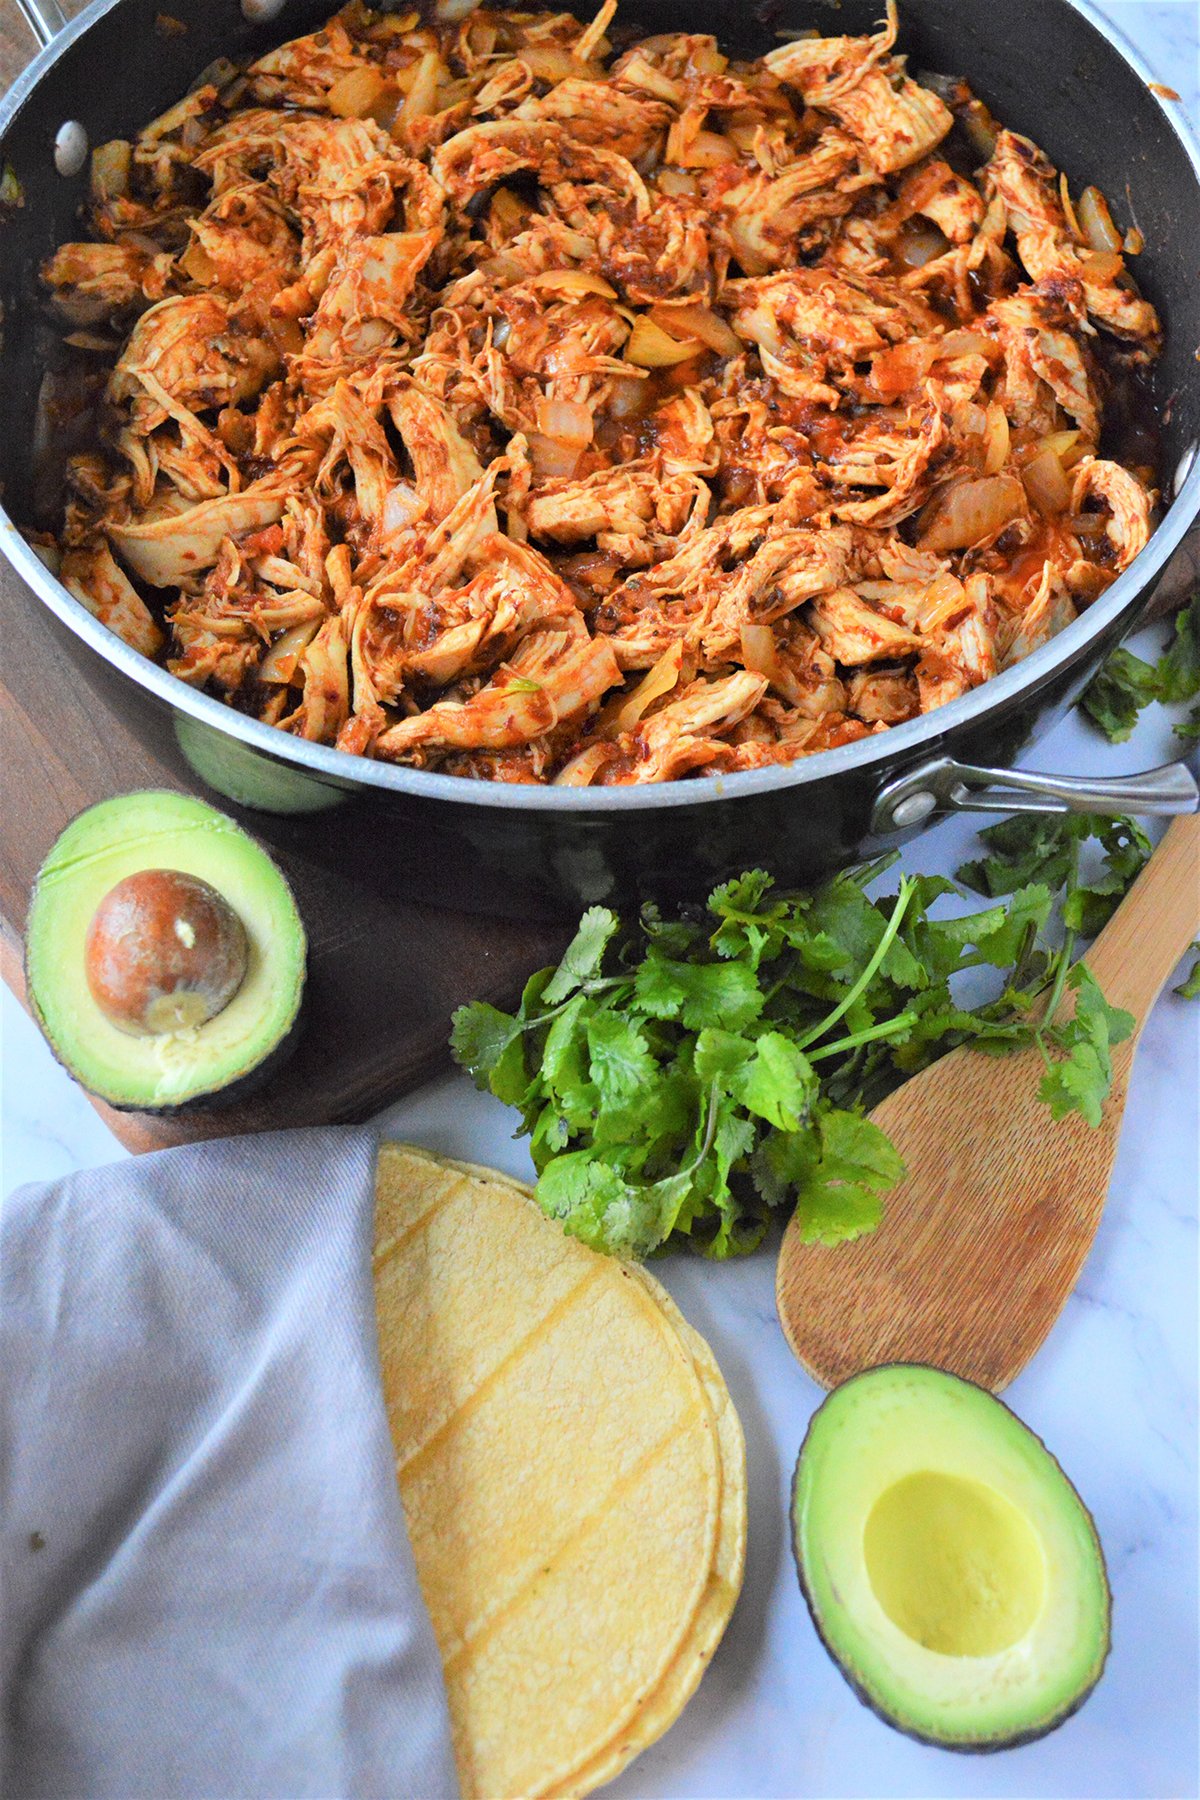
[807,1011,919,1063]
[679,1077,722,1177]
[795,879,915,1051]
[1033,829,1082,1057]
[1036,933,1076,1038]
[523,977,629,1033]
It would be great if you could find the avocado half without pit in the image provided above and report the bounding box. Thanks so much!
[792,1365,1110,1751]
[26,791,307,1111]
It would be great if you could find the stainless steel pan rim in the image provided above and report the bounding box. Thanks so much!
[3,0,1199,820]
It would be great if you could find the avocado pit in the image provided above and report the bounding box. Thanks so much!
[84,868,249,1036]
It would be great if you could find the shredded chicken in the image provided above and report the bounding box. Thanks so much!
[36,0,1161,785]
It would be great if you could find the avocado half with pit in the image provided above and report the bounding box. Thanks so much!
[792,1364,1110,1750]
[25,790,306,1111]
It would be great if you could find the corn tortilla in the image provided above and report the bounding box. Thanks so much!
[544,1287,747,1800]
[374,1145,746,1800]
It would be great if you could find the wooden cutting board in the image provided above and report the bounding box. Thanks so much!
[0,561,567,1153]
[0,5,562,1155]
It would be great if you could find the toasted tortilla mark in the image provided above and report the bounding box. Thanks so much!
[440,1417,723,1798]
[393,1257,609,1475]
[373,1145,744,1800]
[400,1270,719,1657]
[542,1306,746,1800]
[440,1403,706,1670]
[371,1168,473,1269]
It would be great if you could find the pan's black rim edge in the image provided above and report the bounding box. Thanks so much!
[2,0,1198,817]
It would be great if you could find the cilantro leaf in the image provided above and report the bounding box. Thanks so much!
[1081,592,1200,740]
[1175,944,1200,1001]
[541,906,619,1005]
[536,1154,679,1261]
[957,815,1086,897]
[450,1002,523,1094]
[1080,647,1160,742]
[634,952,764,1030]
[1063,817,1151,937]
[732,1031,817,1131]
[1156,592,1200,705]
[753,1109,905,1245]
[453,828,1139,1263]
[708,869,790,967]
[1038,964,1135,1126]
[586,1011,658,1109]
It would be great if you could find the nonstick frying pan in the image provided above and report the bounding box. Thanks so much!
[2,0,1198,917]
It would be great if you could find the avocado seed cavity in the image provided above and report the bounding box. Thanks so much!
[85,869,249,1035]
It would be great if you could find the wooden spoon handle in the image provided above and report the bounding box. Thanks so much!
[1084,814,1200,1026]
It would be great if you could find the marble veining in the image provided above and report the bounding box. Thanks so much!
[2,5,1198,1793]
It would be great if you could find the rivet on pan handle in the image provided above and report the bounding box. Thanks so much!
[872,755,1200,832]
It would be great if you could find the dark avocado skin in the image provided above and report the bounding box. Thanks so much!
[25,955,308,1115]
[25,935,308,1114]
[790,1363,1112,1753]
[23,793,308,1116]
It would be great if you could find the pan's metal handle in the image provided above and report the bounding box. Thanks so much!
[872,755,1199,832]
[15,0,70,50]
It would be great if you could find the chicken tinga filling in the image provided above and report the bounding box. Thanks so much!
[35,0,1161,784]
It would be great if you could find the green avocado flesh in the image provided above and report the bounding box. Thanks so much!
[792,1365,1110,1750]
[26,791,306,1111]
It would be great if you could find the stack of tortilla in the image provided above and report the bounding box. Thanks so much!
[374,1144,747,1800]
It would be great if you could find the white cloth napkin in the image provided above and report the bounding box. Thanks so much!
[0,1127,458,1800]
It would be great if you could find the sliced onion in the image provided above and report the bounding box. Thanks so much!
[871,340,935,398]
[739,623,777,677]
[90,139,131,202]
[466,18,497,57]
[1080,249,1124,282]
[952,400,987,439]
[938,329,994,360]
[180,236,217,286]
[526,268,618,299]
[918,473,1026,551]
[519,46,594,83]
[479,254,525,286]
[327,65,392,121]
[916,572,968,633]
[898,220,950,267]
[1038,428,1084,470]
[1059,172,1083,242]
[1022,446,1072,515]
[657,168,699,197]
[649,302,740,357]
[382,483,421,537]
[261,619,321,684]
[395,51,442,131]
[608,374,649,417]
[596,641,684,734]
[1124,226,1144,256]
[1078,185,1123,254]
[490,187,528,234]
[982,402,1010,476]
[626,316,702,368]
[666,121,739,168]
[535,397,594,447]
[527,433,581,479]
[962,100,999,160]
[689,41,728,75]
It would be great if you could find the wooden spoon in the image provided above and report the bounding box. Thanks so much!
[777,813,1200,1393]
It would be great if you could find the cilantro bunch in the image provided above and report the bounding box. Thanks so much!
[1081,591,1200,743]
[452,817,1152,1263]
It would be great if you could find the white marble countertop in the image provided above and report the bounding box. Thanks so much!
[3,3,1199,1795]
